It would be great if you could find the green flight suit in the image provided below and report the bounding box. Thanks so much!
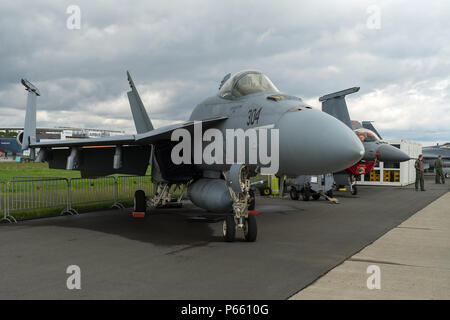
[434,158,445,184]
[415,159,425,191]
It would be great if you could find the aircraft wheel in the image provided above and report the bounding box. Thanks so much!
[290,188,299,200]
[248,189,256,211]
[351,185,358,195]
[302,189,310,201]
[223,215,236,242]
[244,214,257,242]
[133,190,146,212]
[445,173,450,179]
[312,193,320,201]
[262,187,271,196]
[326,190,334,198]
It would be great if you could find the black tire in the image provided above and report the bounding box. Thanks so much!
[223,215,236,242]
[302,188,310,201]
[244,214,257,242]
[351,185,358,195]
[248,189,256,211]
[262,187,272,196]
[326,190,333,198]
[290,188,299,200]
[133,190,146,212]
[445,173,450,179]
[312,193,320,201]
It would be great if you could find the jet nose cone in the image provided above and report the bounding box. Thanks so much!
[377,144,410,162]
[276,109,364,175]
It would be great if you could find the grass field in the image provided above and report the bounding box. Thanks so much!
[0,162,82,181]
[0,162,152,181]
[0,162,265,222]
[0,162,154,221]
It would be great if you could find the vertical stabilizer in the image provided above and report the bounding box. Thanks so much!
[362,121,382,139]
[319,87,360,129]
[21,79,39,150]
[126,71,154,134]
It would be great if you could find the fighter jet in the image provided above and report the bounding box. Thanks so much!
[320,87,410,194]
[19,71,364,242]
[423,143,450,178]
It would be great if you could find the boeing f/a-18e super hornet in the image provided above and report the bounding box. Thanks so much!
[320,87,410,195]
[19,71,364,242]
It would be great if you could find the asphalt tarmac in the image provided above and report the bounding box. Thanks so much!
[0,177,448,299]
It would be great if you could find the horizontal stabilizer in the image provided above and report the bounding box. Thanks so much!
[319,87,360,129]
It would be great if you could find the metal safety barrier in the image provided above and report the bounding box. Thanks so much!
[1,178,74,223]
[0,175,158,223]
[116,175,153,203]
[70,176,123,210]
[0,181,5,222]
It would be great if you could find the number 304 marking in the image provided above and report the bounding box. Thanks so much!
[247,108,262,126]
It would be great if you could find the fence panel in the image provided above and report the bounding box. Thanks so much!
[70,176,119,209]
[0,182,5,221]
[116,176,153,203]
[2,178,72,222]
[1,175,157,223]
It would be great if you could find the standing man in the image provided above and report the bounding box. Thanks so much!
[434,155,445,184]
[415,154,425,191]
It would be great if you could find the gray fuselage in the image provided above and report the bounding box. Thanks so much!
[188,91,364,177]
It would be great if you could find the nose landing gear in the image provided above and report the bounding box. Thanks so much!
[222,164,258,242]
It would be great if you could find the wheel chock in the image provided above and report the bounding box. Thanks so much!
[248,210,259,215]
[132,211,146,218]
[327,197,340,204]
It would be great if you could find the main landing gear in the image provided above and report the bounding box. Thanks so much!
[222,164,257,242]
[349,175,358,195]
[132,182,188,216]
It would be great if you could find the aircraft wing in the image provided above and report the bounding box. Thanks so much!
[30,135,136,148]
[20,75,227,178]
[30,116,228,148]
[135,116,227,144]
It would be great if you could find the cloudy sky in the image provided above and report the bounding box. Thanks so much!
[0,0,449,145]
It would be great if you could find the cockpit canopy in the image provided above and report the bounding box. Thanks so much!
[354,128,381,143]
[218,70,279,99]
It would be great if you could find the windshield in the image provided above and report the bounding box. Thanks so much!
[232,73,278,97]
[219,71,279,99]
[354,128,380,143]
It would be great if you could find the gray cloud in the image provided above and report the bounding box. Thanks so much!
[0,0,449,143]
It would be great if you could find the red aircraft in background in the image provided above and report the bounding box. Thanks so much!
[320,88,410,195]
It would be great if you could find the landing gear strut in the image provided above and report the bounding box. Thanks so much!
[148,182,187,208]
[350,175,358,196]
[222,164,257,242]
